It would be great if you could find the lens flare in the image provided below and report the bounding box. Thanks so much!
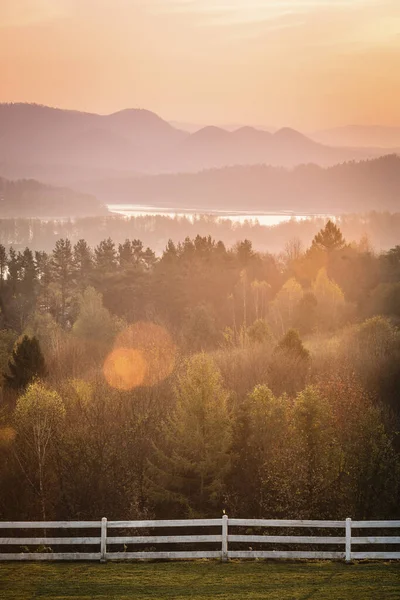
[103,347,147,390]
[104,322,176,390]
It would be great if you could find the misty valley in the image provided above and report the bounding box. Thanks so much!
[2,2,400,597]
[0,103,399,570]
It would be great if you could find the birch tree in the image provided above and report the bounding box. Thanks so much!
[14,382,65,521]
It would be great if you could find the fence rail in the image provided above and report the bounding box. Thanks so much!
[0,516,399,562]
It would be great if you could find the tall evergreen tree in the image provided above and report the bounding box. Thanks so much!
[73,239,93,288]
[4,335,47,391]
[94,238,117,272]
[20,248,37,297]
[117,239,146,268]
[142,247,157,270]
[7,247,21,296]
[52,238,74,325]
[35,251,52,313]
[311,221,346,252]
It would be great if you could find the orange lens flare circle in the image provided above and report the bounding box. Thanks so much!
[103,348,147,391]
[104,322,176,390]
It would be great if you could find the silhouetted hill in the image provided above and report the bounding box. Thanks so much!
[177,125,377,171]
[81,155,400,214]
[106,108,185,145]
[0,176,107,217]
[0,103,390,187]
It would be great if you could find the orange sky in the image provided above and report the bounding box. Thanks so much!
[1,0,400,130]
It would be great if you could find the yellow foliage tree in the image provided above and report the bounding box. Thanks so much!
[312,268,345,329]
[271,278,303,335]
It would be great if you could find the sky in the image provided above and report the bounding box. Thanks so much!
[1,0,400,130]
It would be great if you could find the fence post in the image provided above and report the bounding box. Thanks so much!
[222,514,228,562]
[345,517,352,563]
[100,517,107,563]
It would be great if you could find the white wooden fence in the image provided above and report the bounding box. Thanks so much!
[0,517,399,562]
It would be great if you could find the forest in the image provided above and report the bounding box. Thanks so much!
[85,155,400,212]
[0,221,399,522]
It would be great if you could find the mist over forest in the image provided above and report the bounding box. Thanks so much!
[0,211,400,256]
[0,103,400,528]
[2,1,400,594]
[0,220,400,523]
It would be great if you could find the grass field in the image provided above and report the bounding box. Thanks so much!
[0,561,399,599]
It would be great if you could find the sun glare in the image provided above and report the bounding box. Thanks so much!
[103,348,147,391]
[104,322,176,390]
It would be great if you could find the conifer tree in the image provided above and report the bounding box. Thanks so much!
[20,247,38,298]
[276,329,310,361]
[94,238,117,272]
[4,335,47,391]
[52,238,74,325]
[73,239,93,287]
[7,247,21,296]
[311,220,345,252]
[35,250,52,312]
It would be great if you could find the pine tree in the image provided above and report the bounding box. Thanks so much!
[7,247,21,296]
[143,247,157,270]
[311,221,345,252]
[52,238,74,325]
[276,329,310,361]
[94,238,117,272]
[20,247,37,298]
[73,239,93,287]
[35,250,52,311]
[4,335,47,391]
[163,239,178,263]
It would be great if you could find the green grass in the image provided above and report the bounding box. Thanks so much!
[0,561,399,599]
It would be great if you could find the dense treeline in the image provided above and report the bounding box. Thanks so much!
[84,155,400,212]
[0,222,399,523]
[0,211,400,255]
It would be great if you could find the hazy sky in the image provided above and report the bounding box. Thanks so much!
[1,0,400,129]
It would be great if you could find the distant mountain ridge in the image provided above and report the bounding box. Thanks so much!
[0,103,394,187]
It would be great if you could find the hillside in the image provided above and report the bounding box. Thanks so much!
[81,155,400,214]
[0,104,388,186]
[0,176,107,218]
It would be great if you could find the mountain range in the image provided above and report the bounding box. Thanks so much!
[0,103,395,187]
